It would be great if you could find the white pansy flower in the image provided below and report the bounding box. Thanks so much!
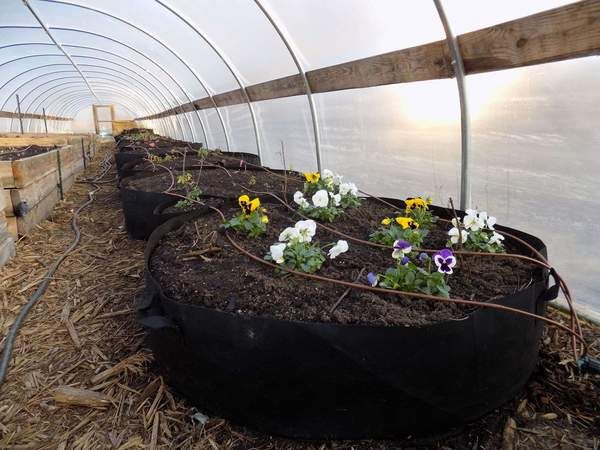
[312,189,330,208]
[328,240,349,259]
[332,173,343,185]
[486,215,497,230]
[330,192,341,206]
[451,217,461,228]
[448,227,468,244]
[293,191,310,208]
[463,210,484,231]
[269,243,286,264]
[339,182,358,196]
[488,231,505,246]
[322,169,334,179]
[279,226,299,242]
[294,219,317,243]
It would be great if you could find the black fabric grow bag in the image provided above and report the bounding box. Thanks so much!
[137,202,558,439]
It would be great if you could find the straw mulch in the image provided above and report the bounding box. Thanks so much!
[0,142,598,449]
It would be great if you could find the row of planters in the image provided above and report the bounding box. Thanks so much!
[116,130,558,439]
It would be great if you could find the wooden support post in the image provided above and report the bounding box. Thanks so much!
[15,95,24,134]
[81,138,87,170]
[55,150,63,200]
[42,107,48,134]
[92,105,100,135]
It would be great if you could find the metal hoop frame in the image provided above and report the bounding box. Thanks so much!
[0,26,205,142]
[253,0,322,172]
[39,0,229,150]
[0,41,191,140]
[152,0,261,159]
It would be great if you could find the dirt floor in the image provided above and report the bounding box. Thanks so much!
[0,142,598,449]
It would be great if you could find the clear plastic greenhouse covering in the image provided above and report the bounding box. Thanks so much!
[0,0,599,314]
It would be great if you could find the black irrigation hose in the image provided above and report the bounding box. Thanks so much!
[0,155,113,388]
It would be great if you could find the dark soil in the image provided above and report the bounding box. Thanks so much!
[0,145,56,161]
[150,199,540,326]
[124,167,303,200]
[122,152,255,176]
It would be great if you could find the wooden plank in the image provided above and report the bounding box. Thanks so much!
[10,168,58,211]
[12,149,59,189]
[459,0,600,74]
[0,161,14,188]
[0,232,15,267]
[6,216,17,239]
[1,189,14,217]
[16,188,60,236]
[0,111,71,121]
[0,137,66,147]
[136,0,600,120]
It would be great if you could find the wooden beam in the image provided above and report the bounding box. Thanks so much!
[0,111,71,121]
[459,0,600,73]
[137,0,600,121]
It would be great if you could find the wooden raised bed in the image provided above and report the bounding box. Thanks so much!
[0,134,96,240]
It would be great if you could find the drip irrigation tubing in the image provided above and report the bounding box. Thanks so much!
[0,153,113,388]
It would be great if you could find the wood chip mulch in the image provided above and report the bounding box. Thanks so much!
[0,142,598,449]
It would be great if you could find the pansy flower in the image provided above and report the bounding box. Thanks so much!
[489,231,505,246]
[238,194,260,215]
[304,172,320,183]
[395,216,419,229]
[463,209,484,231]
[269,243,286,264]
[392,239,412,259]
[312,189,330,208]
[328,240,349,259]
[448,227,468,244]
[405,197,429,211]
[293,191,310,208]
[433,248,457,274]
[367,272,378,287]
[381,217,392,226]
[339,182,358,196]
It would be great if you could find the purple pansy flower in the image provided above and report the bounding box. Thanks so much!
[418,252,429,263]
[400,256,410,265]
[433,248,457,274]
[367,272,378,287]
[392,239,412,259]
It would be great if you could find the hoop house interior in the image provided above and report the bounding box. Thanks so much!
[0,0,598,312]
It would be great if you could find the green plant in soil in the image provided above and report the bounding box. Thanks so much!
[367,242,453,298]
[370,215,426,247]
[404,197,438,229]
[266,219,349,273]
[174,171,202,209]
[222,195,268,237]
[147,153,173,164]
[293,169,361,222]
[447,209,506,253]
[197,147,209,160]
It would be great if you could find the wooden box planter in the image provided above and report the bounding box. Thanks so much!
[0,143,89,239]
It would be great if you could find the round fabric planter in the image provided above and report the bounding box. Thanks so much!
[137,205,558,439]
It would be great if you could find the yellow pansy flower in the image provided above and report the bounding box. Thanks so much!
[405,197,428,211]
[261,215,269,224]
[238,194,260,215]
[381,217,392,226]
[395,216,419,229]
[304,172,321,183]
